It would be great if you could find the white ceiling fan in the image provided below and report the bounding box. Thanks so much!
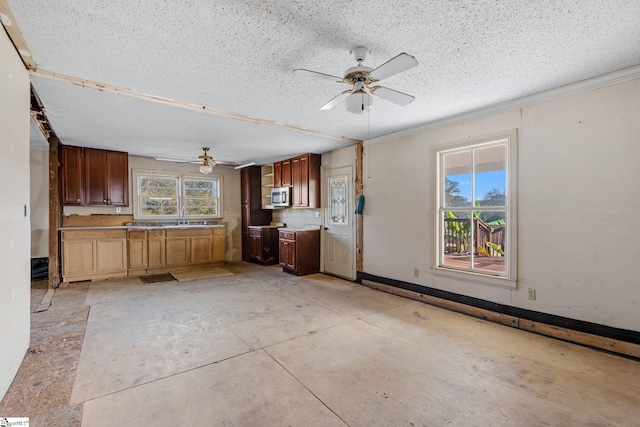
[294,46,419,114]
[154,147,255,173]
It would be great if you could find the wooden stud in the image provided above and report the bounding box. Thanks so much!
[48,135,61,289]
[0,0,37,70]
[356,141,364,272]
[30,69,361,145]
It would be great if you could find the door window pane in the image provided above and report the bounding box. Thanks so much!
[329,175,348,225]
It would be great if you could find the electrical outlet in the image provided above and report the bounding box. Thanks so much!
[527,288,536,300]
[413,268,419,278]
[115,207,121,213]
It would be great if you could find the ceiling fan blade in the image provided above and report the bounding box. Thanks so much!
[320,91,350,110]
[370,86,415,106]
[369,53,418,81]
[294,69,343,83]
[214,160,236,167]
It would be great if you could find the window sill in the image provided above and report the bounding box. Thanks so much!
[430,266,516,289]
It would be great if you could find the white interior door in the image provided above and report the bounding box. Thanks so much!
[323,164,355,280]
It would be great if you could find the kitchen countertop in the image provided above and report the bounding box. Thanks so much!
[60,223,226,231]
[278,226,321,232]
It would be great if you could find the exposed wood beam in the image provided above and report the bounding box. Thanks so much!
[30,84,62,289]
[29,68,361,145]
[0,0,37,70]
[356,141,364,272]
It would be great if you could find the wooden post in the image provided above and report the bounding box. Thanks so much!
[48,136,61,288]
[356,141,364,273]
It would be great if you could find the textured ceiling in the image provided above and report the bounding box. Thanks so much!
[8,0,640,163]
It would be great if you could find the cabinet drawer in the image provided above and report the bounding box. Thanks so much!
[63,229,127,240]
[166,228,212,238]
[148,229,165,238]
[128,230,147,239]
[249,228,262,236]
[279,231,296,240]
[212,227,225,236]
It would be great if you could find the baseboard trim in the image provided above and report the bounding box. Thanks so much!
[357,272,640,359]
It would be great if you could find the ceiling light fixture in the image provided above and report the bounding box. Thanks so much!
[199,147,214,174]
[345,82,373,114]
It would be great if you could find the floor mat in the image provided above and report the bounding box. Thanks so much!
[139,273,176,284]
[171,267,233,282]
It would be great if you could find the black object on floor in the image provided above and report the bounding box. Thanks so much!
[139,273,176,284]
[31,257,49,281]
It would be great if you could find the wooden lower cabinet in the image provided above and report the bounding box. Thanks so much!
[278,229,320,276]
[128,229,167,274]
[62,229,127,282]
[63,226,226,282]
[248,226,279,265]
[212,228,226,262]
[166,234,191,267]
[148,230,166,268]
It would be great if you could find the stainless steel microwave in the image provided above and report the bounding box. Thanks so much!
[271,187,291,207]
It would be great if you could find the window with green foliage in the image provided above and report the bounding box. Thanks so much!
[435,132,517,284]
[134,171,222,219]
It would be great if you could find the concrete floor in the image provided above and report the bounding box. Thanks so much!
[2,262,640,426]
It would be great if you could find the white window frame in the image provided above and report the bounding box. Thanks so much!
[133,169,224,220]
[432,130,517,289]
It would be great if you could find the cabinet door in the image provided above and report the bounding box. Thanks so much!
[291,155,309,207]
[281,159,292,186]
[191,236,213,264]
[106,151,129,206]
[62,239,97,276]
[96,238,127,273]
[148,237,166,268]
[279,239,296,270]
[213,229,226,262]
[61,145,85,205]
[273,162,282,187]
[249,234,263,261]
[128,232,147,269]
[166,237,190,266]
[84,148,107,205]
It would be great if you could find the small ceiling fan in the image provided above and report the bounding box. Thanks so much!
[294,46,419,114]
[154,147,255,173]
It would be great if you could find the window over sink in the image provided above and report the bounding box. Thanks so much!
[133,170,223,220]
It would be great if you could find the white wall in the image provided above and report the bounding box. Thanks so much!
[30,148,49,258]
[363,78,640,331]
[0,29,31,400]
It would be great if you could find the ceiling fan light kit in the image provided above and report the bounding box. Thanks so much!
[294,46,418,115]
[198,147,214,174]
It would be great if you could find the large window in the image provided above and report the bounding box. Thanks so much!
[435,132,516,284]
[134,171,222,220]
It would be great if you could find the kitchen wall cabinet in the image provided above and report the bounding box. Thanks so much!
[291,153,321,208]
[278,229,320,276]
[248,226,279,265]
[60,145,129,207]
[241,166,272,261]
[62,229,128,282]
[273,159,292,188]
[61,145,85,205]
